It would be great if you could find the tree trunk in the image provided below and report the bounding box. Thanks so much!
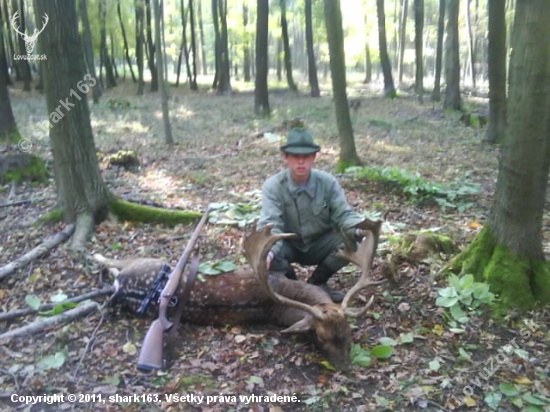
[254,0,269,116]
[99,0,117,88]
[197,0,207,75]
[363,11,371,84]
[280,0,296,91]
[176,0,190,87]
[135,0,145,95]
[323,0,360,170]
[216,0,231,95]
[145,0,158,91]
[34,0,111,249]
[211,0,220,89]
[414,0,424,101]
[453,0,550,309]
[486,0,506,144]
[79,0,101,103]
[153,0,173,145]
[242,0,251,82]
[110,32,119,79]
[117,0,136,83]
[13,0,32,90]
[0,30,18,143]
[305,0,319,96]
[376,0,396,98]
[3,0,19,82]
[432,0,445,102]
[276,38,282,81]
[397,0,408,85]
[188,0,198,90]
[443,0,460,110]
[464,0,475,88]
[0,0,12,86]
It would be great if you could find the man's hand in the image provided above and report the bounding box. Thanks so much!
[266,250,274,269]
[355,229,369,239]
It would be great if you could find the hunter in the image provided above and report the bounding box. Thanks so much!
[259,128,368,303]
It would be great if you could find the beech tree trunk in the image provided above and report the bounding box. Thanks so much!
[414,0,424,100]
[118,0,136,83]
[135,0,145,95]
[444,0,461,110]
[432,0,445,102]
[254,0,269,116]
[153,0,173,145]
[486,0,506,144]
[305,0,319,96]
[188,0,198,90]
[216,0,231,95]
[242,1,251,82]
[0,32,18,142]
[99,0,117,88]
[464,0,476,88]
[323,0,360,170]
[197,0,207,75]
[397,0,408,85]
[454,0,550,309]
[363,11,371,84]
[13,0,31,90]
[145,0,158,92]
[34,0,110,249]
[280,0,296,91]
[79,0,101,103]
[376,0,396,98]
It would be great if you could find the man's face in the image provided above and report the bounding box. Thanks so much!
[283,153,316,183]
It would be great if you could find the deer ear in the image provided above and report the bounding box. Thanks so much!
[281,316,314,333]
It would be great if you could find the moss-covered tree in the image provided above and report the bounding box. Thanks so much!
[323,0,360,170]
[451,1,550,309]
[35,0,111,248]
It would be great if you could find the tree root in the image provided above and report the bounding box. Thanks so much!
[0,224,75,281]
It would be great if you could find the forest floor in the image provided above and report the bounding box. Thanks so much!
[1,77,549,412]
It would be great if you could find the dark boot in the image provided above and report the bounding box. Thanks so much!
[307,264,344,303]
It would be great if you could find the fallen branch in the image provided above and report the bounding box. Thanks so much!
[0,301,99,344]
[0,287,114,323]
[0,224,75,281]
[0,199,31,208]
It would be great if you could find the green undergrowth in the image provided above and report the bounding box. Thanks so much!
[346,166,480,211]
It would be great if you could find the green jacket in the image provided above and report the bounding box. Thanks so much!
[259,169,364,256]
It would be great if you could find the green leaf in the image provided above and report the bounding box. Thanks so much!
[198,262,221,275]
[102,375,121,386]
[399,332,414,343]
[438,286,458,298]
[246,376,263,385]
[458,347,472,361]
[37,351,66,370]
[450,304,469,324]
[499,383,520,397]
[50,291,68,303]
[215,261,237,272]
[379,337,398,346]
[25,295,41,311]
[484,392,502,410]
[522,393,549,406]
[319,360,336,370]
[449,328,466,334]
[428,360,441,371]
[459,274,475,290]
[351,355,371,367]
[39,302,78,316]
[374,395,390,407]
[436,296,459,307]
[110,243,122,251]
[370,345,393,359]
[522,406,544,412]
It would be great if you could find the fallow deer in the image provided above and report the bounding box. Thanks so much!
[93,219,385,370]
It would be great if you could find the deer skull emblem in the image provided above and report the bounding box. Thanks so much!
[11,11,49,55]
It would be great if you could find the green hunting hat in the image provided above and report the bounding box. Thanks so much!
[280,128,321,154]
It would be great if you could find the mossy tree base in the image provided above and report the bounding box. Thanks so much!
[450,227,550,309]
[39,199,202,228]
[335,158,361,173]
[0,153,48,183]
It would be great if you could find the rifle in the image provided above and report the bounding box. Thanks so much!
[137,205,211,372]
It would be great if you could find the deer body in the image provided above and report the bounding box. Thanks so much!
[93,220,383,370]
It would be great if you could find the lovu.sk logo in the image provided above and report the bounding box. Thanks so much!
[11,11,48,60]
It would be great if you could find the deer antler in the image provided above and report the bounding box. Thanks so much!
[11,11,25,37]
[337,219,386,317]
[243,222,326,321]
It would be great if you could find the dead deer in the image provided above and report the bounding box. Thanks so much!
[93,220,385,370]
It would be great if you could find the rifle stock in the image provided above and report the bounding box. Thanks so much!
[137,206,211,372]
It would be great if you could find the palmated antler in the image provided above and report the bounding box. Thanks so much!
[243,222,327,321]
[337,219,386,317]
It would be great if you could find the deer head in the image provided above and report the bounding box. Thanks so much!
[11,11,49,54]
[243,220,385,370]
